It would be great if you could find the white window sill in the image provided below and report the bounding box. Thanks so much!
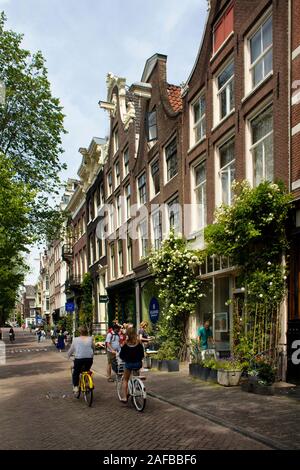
[242,71,273,104]
[211,109,235,133]
[188,137,206,155]
[149,191,160,202]
[164,173,178,186]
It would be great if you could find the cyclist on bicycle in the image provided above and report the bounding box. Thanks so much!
[67,325,94,394]
[119,327,144,403]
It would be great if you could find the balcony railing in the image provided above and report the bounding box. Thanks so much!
[62,244,73,262]
[65,275,82,291]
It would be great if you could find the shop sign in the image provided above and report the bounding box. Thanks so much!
[149,297,159,324]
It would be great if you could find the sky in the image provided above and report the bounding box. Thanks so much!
[1,0,208,285]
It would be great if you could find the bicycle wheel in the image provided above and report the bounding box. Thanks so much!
[83,374,93,407]
[132,378,146,412]
[116,374,124,401]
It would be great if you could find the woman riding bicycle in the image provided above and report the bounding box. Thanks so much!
[119,327,144,403]
[67,325,94,394]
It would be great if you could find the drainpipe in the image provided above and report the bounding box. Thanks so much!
[135,281,141,328]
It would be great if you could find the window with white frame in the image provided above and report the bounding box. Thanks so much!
[139,219,148,259]
[127,235,132,272]
[109,204,114,234]
[107,172,112,196]
[191,93,206,146]
[165,139,177,182]
[147,109,157,141]
[116,194,122,227]
[138,173,147,205]
[250,105,273,187]
[115,160,120,187]
[193,160,207,230]
[118,239,123,276]
[168,196,180,234]
[216,61,234,122]
[125,184,131,220]
[113,128,119,154]
[218,137,235,205]
[249,15,272,89]
[123,148,129,177]
[150,159,160,198]
[152,211,162,250]
[110,244,115,279]
[99,183,104,207]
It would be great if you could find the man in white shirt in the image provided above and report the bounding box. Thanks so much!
[105,323,121,382]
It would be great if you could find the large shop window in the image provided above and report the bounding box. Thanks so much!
[197,277,231,353]
[213,4,234,54]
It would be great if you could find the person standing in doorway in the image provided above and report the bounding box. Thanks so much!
[197,320,214,351]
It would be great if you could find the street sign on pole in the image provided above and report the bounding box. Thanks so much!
[65,302,75,312]
[99,295,109,303]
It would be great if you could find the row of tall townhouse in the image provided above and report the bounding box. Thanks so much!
[47,0,299,381]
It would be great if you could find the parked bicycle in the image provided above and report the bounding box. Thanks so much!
[71,366,94,407]
[114,357,146,412]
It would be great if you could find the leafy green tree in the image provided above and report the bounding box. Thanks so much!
[0,12,67,243]
[79,273,94,334]
[0,153,33,323]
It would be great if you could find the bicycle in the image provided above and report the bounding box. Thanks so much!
[70,366,94,407]
[114,358,147,412]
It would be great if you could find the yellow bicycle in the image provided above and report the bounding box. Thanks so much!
[71,366,94,407]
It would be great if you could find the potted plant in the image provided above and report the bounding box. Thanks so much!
[156,340,179,372]
[217,357,243,386]
[242,357,276,395]
[188,341,218,382]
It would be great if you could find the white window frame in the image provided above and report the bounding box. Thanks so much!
[190,91,206,148]
[113,128,119,155]
[164,138,178,183]
[191,158,207,232]
[117,239,123,277]
[127,235,133,273]
[116,193,122,228]
[149,157,160,200]
[167,195,181,235]
[110,244,115,280]
[137,172,147,206]
[107,172,113,197]
[249,104,273,187]
[125,184,131,220]
[123,147,129,178]
[244,9,273,96]
[139,219,148,259]
[215,135,235,207]
[151,210,162,251]
[213,59,234,126]
[115,160,120,188]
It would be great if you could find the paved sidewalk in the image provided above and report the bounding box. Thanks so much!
[92,354,300,450]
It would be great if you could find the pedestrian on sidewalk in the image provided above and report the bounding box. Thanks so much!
[56,329,65,352]
[105,323,121,381]
[68,325,94,394]
[37,328,42,343]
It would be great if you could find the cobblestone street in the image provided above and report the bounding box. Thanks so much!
[0,329,271,450]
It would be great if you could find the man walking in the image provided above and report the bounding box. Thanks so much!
[105,323,121,382]
[197,320,214,351]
